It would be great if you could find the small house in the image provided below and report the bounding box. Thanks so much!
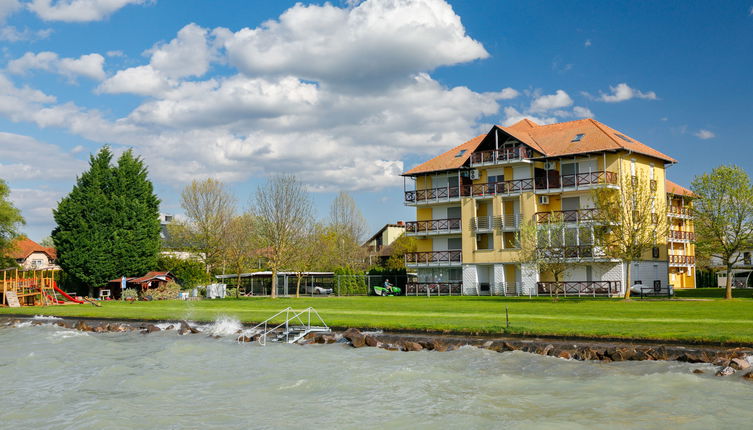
[105,271,176,299]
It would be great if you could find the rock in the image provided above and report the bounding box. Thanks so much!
[165,325,174,331]
[678,350,709,364]
[745,355,753,366]
[94,326,107,333]
[341,328,362,341]
[143,324,161,334]
[238,335,256,342]
[501,342,518,351]
[402,341,423,352]
[730,358,750,370]
[716,366,735,377]
[692,369,705,374]
[31,320,43,326]
[56,321,65,327]
[558,350,573,360]
[743,372,753,381]
[540,344,554,356]
[179,321,199,335]
[365,335,379,348]
[480,340,493,349]
[74,321,92,332]
[350,334,367,348]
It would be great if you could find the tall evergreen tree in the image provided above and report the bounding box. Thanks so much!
[0,178,25,267]
[52,147,161,292]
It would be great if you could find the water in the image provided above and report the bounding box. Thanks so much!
[1,320,752,430]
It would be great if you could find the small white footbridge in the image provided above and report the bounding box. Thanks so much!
[240,307,330,345]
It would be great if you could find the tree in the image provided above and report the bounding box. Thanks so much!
[289,223,325,297]
[328,191,368,269]
[52,147,161,292]
[0,178,24,267]
[252,174,314,298]
[40,236,54,248]
[222,214,257,298]
[156,255,212,289]
[174,178,236,272]
[691,165,753,300]
[384,234,416,270]
[518,219,581,296]
[592,172,668,299]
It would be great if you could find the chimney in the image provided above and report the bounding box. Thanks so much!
[397,220,405,226]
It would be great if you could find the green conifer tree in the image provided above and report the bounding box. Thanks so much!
[52,147,161,293]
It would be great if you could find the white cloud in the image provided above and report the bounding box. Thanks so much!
[0,0,20,22]
[9,187,65,234]
[572,106,594,118]
[106,50,124,57]
[27,0,149,22]
[500,107,557,126]
[0,25,52,41]
[0,132,87,180]
[530,89,573,113]
[488,87,519,100]
[749,5,753,16]
[147,23,215,79]
[695,129,715,139]
[97,65,173,95]
[584,39,591,47]
[594,82,657,103]
[223,0,489,89]
[7,51,105,81]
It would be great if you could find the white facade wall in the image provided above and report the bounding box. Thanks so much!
[520,263,539,295]
[462,264,479,295]
[493,264,506,295]
[629,261,669,291]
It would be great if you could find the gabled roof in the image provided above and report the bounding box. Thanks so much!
[665,179,698,198]
[403,118,677,176]
[109,271,175,284]
[5,238,56,260]
[402,134,485,176]
[362,223,406,247]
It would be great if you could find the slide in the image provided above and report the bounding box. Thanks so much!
[52,282,85,304]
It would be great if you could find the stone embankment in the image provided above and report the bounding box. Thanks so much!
[4,318,753,380]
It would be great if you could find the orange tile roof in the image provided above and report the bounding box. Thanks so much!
[665,179,697,198]
[403,134,485,176]
[5,238,56,260]
[403,118,677,176]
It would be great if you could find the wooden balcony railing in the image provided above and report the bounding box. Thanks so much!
[668,230,695,241]
[405,218,461,234]
[669,255,695,265]
[537,281,621,296]
[668,206,692,217]
[405,250,462,265]
[470,146,531,165]
[535,208,600,223]
[406,282,463,295]
[405,171,618,203]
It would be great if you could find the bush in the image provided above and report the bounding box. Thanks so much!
[156,255,211,289]
[122,288,139,300]
[150,280,181,300]
[334,267,367,295]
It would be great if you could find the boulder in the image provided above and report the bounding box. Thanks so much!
[540,344,554,356]
[692,369,705,374]
[350,334,367,348]
[165,325,174,331]
[558,350,573,360]
[730,358,750,370]
[678,350,709,364]
[341,328,362,342]
[401,341,423,352]
[364,335,379,348]
[716,366,735,377]
[238,335,255,342]
[143,324,161,334]
[179,321,199,335]
[74,321,92,332]
[480,340,494,349]
[743,372,753,381]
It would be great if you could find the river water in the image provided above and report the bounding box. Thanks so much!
[1,318,752,430]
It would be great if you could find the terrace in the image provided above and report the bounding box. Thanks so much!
[404,250,462,267]
[535,208,600,224]
[405,218,462,236]
[469,146,531,167]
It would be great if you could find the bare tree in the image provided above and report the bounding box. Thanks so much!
[518,219,582,296]
[174,178,236,272]
[290,223,325,297]
[252,174,314,298]
[223,214,257,298]
[691,165,753,299]
[593,173,668,299]
[328,191,368,269]
[384,234,416,270]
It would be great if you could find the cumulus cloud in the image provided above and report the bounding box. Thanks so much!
[592,82,657,103]
[27,0,149,22]
[0,0,20,22]
[9,187,65,235]
[500,107,557,126]
[694,129,715,139]
[7,51,105,81]
[0,25,52,41]
[530,89,573,113]
[223,0,489,89]
[147,23,216,79]
[0,132,87,180]
[97,65,173,96]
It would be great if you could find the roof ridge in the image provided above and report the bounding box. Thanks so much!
[588,118,627,150]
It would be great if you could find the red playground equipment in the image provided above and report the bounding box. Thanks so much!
[1,269,84,307]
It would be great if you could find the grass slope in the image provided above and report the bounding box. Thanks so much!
[3,295,753,344]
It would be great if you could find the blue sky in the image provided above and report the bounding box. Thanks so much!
[0,0,751,241]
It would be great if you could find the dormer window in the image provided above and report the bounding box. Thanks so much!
[571,133,585,142]
[455,149,467,158]
[615,133,632,142]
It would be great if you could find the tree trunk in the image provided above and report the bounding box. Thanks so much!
[623,261,632,299]
[725,265,733,300]
[236,273,241,298]
[296,275,302,298]
[271,269,277,298]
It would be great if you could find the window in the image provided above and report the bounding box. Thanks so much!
[571,133,585,142]
[455,149,467,158]
[615,133,632,142]
[649,163,655,180]
[630,158,636,176]
[447,238,462,250]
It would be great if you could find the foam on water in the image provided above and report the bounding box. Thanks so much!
[204,316,242,337]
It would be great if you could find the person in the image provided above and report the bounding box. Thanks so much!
[383,279,393,294]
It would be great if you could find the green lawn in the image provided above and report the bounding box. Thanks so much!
[3,295,753,344]
[674,288,753,299]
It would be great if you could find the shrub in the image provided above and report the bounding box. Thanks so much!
[122,288,139,300]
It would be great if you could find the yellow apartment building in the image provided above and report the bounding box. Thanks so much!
[401,118,696,296]
[665,180,697,288]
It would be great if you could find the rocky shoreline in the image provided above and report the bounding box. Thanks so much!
[4,316,753,380]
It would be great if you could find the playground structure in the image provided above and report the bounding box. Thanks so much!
[1,268,84,307]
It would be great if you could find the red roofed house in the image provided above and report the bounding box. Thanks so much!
[105,271,176,299]
[402,118,696,296]
[5,238,60,270]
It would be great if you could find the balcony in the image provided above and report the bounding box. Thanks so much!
[537,281,621,296]
[406,282,463,296]
[668,230,695,242]
[470,146,531,167]
[405,218,461,236]
[404,171,618,205]
[668,206,692,219]
[669,255,695,266]
[535,208,600,223]
[405,250,462,266]
[498,213,522,230]
[471,216,494,232]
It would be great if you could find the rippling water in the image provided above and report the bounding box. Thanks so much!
[1,319,752,430]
